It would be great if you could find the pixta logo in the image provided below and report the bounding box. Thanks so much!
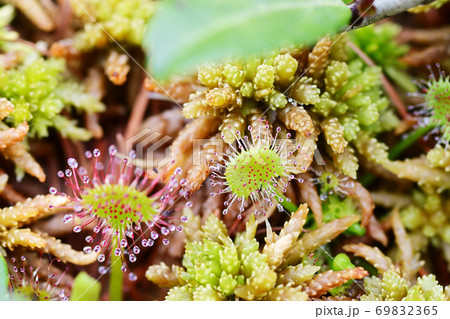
[126,128,172,173]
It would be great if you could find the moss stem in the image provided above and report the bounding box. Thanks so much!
[361,125,434,186]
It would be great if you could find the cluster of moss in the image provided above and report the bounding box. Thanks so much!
[321,195,366,237]
[183,49,301,141]
[0,53,104,140]
[361,270,447,301]
[146,205,368,300]
[71,0,155,51]
[348,22,414,92]
[147,213,282,301]
[312,59,397,137]
[401,189,450,249]
[0,5,104,141]
[1,0,450,303]
[427,144,450,172]
[183,34,400,180]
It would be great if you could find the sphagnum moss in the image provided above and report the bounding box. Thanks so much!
[147,205,369,300]
[1,0,450,302]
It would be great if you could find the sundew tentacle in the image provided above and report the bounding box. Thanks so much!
[7,256,69,301]
[210,120,301,218]
[409,64,450,147]
[50,145,190,279]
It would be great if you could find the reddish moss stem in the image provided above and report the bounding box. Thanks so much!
[124,80,149,148]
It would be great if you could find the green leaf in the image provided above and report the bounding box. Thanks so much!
[0,255,8,300]
[70,272,101,301]
[145,0,351,80]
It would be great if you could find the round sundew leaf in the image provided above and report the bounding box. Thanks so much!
[144,0,351,80]
[225,146,285,199]
[425,76,450,141]
[81,184,158,234]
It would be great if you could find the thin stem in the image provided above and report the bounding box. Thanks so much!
[109,242,123,301]
[388,125,434,160]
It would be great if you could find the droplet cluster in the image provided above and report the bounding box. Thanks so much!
[8,256,68,301]
[410,64,450,146]
[51,146,190,275]
[210,121,301,217]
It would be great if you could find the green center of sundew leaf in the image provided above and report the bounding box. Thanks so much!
[425,77,450,140]
[225,146,285,199]
[319,172,340,194]
[13,285,51,301]
[81,184,158,233]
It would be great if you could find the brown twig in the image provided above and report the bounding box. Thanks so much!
[124,80,149,148]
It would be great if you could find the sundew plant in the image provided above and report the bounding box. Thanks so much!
[0,0,449,303]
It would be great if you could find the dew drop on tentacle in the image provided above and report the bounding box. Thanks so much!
[73,203,83,212]
[108,145,117,156]
[62,214,73,223]
[150,231,159,240]
[128,273,137,281]
[125,230,134,238]
[97,254,105,262]
[93,149,101,157]
[68,158,79,169]
[161,227,169,236]
[98,266,107,275]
